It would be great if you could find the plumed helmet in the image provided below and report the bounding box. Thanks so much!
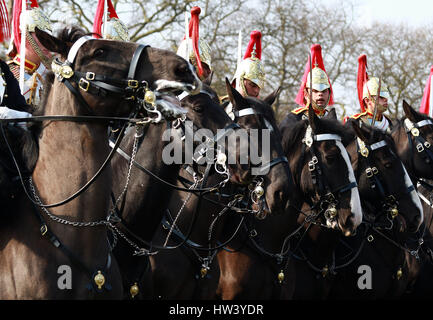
[12,0,52,53]
[362,77,389,100]
[233,30,265,93]
[295,44,334,107]
[357,54,389,112]
[176,6,212,76]
[93,0,130,41]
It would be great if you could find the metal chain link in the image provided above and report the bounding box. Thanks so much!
[29,177,110,228]
[108,125,142,221]
[163,178,200,247]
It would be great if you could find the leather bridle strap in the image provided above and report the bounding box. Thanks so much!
[54,39,149,115]
[128,44,147,80]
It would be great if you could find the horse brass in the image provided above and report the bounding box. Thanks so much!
[396,268,403,280]
[278,270,284,284]
[130,282,139,298]
[94,270,105,290]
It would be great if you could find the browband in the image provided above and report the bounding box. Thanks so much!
[67,36,94,64]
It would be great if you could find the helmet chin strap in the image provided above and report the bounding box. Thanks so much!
[306,88,330,112]
[26,30,53,70]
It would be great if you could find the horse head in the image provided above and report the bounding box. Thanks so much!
[349,119,423,233]
[35,26,200,119]
[392,100,433,181]
[224,80,293,216]
[282,107,362,236]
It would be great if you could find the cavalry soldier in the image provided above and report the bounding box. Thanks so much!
[7,0,53,111]
[345,54,392,132]
[221,30,265,118]
[282,44,334,125]
[93,0,130,41]
[177,6,212,81]
[230,30,265,99]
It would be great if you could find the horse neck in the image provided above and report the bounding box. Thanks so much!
[32,82,111,225]
[118,123,182,241]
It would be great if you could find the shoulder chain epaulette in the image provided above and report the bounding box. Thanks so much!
[291,106,308,115]
[350,111,368,120]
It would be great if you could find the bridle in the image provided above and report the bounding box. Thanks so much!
[232,107,289,178]
[300,125,358,228]
[51,36,151,117]
[404,118,433,168]
[356,135,425,261]
[356,137,416,229]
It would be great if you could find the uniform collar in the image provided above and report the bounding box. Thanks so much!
[365,111,383,121]
[12,55,39,74]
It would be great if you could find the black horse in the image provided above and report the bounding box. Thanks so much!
[392,100,433,298]
[327,119,423,299]
[274,108,363,299]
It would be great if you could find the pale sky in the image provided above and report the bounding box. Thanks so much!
[355,0,433,27]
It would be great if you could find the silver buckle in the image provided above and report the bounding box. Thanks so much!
[417,143,425,153]
[79,78,90,92]
[85,72,95,80]
[308,156,318,171]
[366,167,373,178]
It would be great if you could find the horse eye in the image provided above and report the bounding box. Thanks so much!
[93,48,105,58]
[192,105,204,113]
[384,162,392,169]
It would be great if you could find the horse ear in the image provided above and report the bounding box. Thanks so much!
[203,71,213,86]
[225,77,247,110]
[308,105,319,132]
[325,108,337,120]
[349,119,368,142]
[34,27,70,57]
[263,87,282,106]
[402,99,418,122]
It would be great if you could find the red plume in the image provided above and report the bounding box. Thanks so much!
[12,0,42,53]
[357,54,369,112]
[0,0,10,43]
[188,6,203,77]
[295,44,334,106]
[93,0,119,39]
[420,65,433,115]
[243,30,262,60]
